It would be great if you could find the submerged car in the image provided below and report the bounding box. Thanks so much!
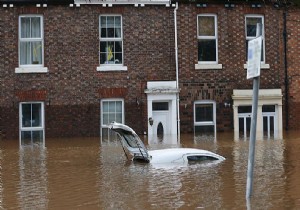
[109,122,225,164]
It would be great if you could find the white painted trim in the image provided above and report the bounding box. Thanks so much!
[232,89,283,140]
[97,65,128,71]
[244,63,270,69]
[195,63,223,70]
[15,67,48,73]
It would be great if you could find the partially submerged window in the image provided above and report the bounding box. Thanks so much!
[262,105,276,139]
[194,101,216,140]
[19,102,45,147]
[187,155,218,162]
[101,99,124,141]
[238,106,252,140]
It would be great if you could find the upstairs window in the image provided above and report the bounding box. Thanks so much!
[99,15,123,66]
[245,15,265,63]
[19,16,43,66]
[197,14,218,64]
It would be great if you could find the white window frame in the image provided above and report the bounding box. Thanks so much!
[97,15,127,71]
[100,98,125,137]
[245,15,269,69]
[19,102,45,147]
[196,14,221,68]
[193,100,217,140]
[16,15,48,73]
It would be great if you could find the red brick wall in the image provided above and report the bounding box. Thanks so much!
[286,8,300,129]
[0,5,176,139]
[177,4,285,132]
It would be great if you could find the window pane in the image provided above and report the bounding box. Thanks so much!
[198,40,216,62]
[32,130,43,144]
[115,41,122,52]
[116,101,122,112]
[21,131,32,145]
[153,102,169,111]
[108,101,115,112]
[262,105,275,112]
[100,17,107,37]
[115,53,122,64]
[108,113,115,123]
[20,42,31,65]
[102,101,109,112]
[115,113,122,123]
[238,106,252,113]
[22,104,32,127]
[103,113,109,125]
[198,16,215,36]
[31,17,41,38]
[32,103,42,127]
[21,17,31,38]
[195,104,213,122]
[32,41,42,64]
[107,16,115,38]
[246,17,262,37]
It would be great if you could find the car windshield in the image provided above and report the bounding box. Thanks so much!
[123,133,140,148]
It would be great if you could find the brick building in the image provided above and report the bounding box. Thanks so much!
[0,0,177,144]
[0,0,297,144]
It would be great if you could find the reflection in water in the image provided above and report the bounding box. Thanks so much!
[0,133,300,209]
[18,145,48,209]
[0,149,3,209]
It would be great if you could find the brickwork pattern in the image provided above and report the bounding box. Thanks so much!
[0,5,176,139]
[286,8,300,129]
[177,4,285,132]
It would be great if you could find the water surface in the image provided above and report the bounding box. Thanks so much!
[0,132,300,209]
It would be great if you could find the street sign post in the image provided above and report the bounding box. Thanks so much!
[247,36,262,79]
[246,23,262,199]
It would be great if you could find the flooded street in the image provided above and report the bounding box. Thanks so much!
[0,132,300,209]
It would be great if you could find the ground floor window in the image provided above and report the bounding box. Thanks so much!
[238,106,252,139]
[19,102,45,146]
[194,100,216,140]
[100,99,124,141]
[262,105,276,139]
[232,89,283,140]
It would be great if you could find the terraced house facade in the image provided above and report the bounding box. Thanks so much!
[0,0,298,144]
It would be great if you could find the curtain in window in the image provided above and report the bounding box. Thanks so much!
[100,16,122,64]
[20,17,42,65]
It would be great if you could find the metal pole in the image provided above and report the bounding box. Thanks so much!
[246,76,260,198]
[246,23,262,198]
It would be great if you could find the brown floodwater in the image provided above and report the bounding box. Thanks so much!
[0,131,300,209]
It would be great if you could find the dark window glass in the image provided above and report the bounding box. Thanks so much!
[195,104,213,122]
[152,102,169,111]
[198,40,216,62]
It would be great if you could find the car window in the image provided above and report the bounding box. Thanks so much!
[187,155,218,162]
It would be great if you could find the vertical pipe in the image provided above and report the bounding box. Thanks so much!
[174,2,180,141]
[283,9,289,130]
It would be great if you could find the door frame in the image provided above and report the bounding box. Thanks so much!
[145,81,179,138]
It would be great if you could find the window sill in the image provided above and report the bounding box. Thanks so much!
[97,65,128,71]
[15,66,48,73]
[195,63,223,70]
[244,63,270,69]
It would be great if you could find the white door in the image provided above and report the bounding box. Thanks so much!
[152,111,170,136]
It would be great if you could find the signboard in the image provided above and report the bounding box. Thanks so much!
[247,36,262,79]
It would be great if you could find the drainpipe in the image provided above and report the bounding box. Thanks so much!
[283,9,289,130]
[174,2,180,141]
